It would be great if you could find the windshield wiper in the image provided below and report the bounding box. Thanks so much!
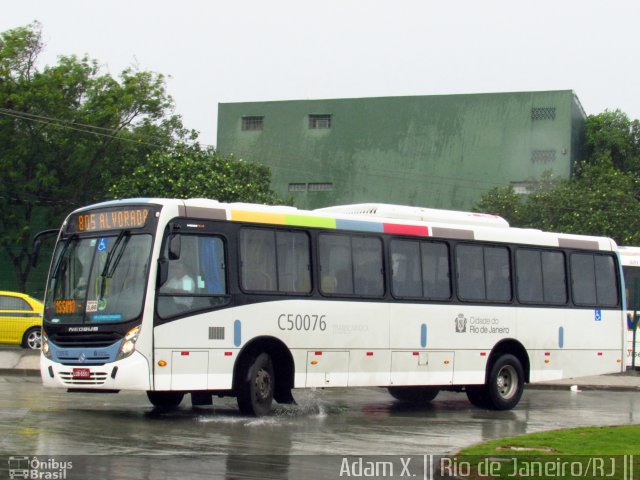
[51,234,78,279]
[99,230,130,299]
[100,230,131,278]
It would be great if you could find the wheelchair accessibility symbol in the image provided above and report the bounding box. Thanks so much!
[595,309,602,321]
[97,237,108,252]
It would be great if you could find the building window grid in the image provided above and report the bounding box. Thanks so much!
[531,107,556,121]
[309,114,332,129]
[308,183,333,192]
[288,182,333,192]
[531,150,557,164]
[288,183,307,192]
[241,116,264,131]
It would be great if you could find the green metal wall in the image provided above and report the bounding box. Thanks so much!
[217,90,585,211]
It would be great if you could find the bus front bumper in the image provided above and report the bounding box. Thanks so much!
[40,352,151,391]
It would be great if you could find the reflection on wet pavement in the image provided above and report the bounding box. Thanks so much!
[1,375,639,478]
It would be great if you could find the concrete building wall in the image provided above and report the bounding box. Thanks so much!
[217,90,585,210]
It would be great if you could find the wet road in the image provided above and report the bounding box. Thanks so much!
[1,375,639,478]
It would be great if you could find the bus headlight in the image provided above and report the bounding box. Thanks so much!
[117,326,141,360]
[42,334,51,359]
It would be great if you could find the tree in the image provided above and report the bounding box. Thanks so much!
[583,110,640,175]
[107,143,285,204]
[0,22,189,292]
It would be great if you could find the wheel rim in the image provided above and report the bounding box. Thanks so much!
[496,365,518,400]
[27,330,42,350]
[254,368,272,402]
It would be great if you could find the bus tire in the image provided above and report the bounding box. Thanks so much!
[387,386,439,404]
[485,354,524,410]
[146,391,184,409]
[237,352,274,417]
[465,386,489,408]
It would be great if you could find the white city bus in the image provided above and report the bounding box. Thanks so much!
[619,246,640,368]
[40,199,625,415]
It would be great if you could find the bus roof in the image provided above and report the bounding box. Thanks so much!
[619,246,640,266]
[72,198,618,252]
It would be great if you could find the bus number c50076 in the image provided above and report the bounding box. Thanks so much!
[278,314,327,331]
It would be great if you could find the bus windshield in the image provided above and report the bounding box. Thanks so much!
[44,233,152,324]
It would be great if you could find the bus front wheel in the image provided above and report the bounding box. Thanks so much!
[146,391,184,409]
[387,386,439,404]
[237,352,274,416]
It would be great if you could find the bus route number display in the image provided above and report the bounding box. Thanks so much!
[69,207,151,233]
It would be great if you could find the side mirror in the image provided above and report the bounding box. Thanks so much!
[168,234,181,260]
[32,239,42,268]
[157,258,169,288]
[31,229,60,267]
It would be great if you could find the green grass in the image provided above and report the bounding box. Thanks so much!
[450,425,640,479]
[459,425,640,456]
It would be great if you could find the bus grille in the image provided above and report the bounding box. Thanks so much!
[50,332,122,348]
[59,371,109,386]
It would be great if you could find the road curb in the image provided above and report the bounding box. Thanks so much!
[528,383,640,392]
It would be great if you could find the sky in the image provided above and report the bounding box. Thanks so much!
[3,0,640,147]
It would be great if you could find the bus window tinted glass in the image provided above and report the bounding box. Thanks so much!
[457,244,510,302]
[421,242,450,299]
[572,253,618,307]
[485,246,511,302]
[571,253,618,307]
[158,235,227,318]
[517,249,566,304]
[457,245,486,301]
[624,266,640,311]
[240,229,311,294]
[319,234,353,294]
[517,249,543,303]
[391,240,422,298]
[571,253,597,305]
[542,251,567,304]
[595,255,618,307]
[391,240,450,300]
[319,234,383,297]
[353,236,383,296]
[276,231,311,293]
[240,229,277,292]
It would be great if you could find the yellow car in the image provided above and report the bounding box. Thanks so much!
[0,291,43,350]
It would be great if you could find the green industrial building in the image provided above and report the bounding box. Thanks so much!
[216,90,586,211]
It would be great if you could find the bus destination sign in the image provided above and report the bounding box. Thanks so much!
[67,207,152,233]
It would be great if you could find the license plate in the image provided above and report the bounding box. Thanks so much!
[72,368,91,379]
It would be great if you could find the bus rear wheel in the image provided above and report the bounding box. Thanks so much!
[146,391,184,409]
[467,354,524,410]
[387,386,439,404]
[237,352,274,416]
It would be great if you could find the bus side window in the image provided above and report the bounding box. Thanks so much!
[571,253,618,307]
[157,234,227,319]
[391,240,423,298]
[457,245,486,301]
[240,229,276,292]
[353,236,383,296]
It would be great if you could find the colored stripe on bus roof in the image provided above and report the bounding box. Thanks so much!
[230,210,337,229]
[284,214,336,229]
[335,219,384,233]
[231,209,431,237]
[383,223,430,236]
[230,210,286,225]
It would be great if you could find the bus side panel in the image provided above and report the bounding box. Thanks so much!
[518,306,624,382]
